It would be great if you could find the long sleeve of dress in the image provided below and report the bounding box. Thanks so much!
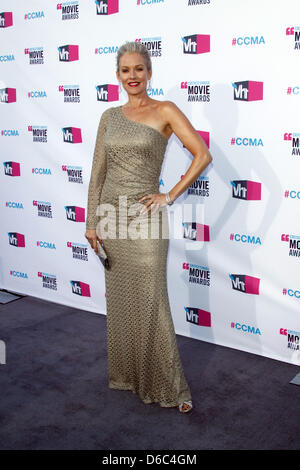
[86,109,109,230]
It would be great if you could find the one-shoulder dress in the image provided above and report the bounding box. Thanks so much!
[86,105,192,408]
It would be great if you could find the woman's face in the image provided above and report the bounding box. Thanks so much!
[117,52,151,96]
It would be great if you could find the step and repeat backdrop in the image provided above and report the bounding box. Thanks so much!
[1,0,300,366]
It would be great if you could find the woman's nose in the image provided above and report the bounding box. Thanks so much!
[129,70,137,79]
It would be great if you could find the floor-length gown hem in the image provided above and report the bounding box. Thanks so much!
[108,380,192,408]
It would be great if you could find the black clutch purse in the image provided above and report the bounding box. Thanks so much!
[96,240,110,270]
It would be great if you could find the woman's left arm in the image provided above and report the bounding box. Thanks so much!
[162,100,213,204]
[139,101,213,214]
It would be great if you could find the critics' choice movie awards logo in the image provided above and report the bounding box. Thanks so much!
[62,165,83,184]
[135,37,162,57]
[38,272,57,290]
[280,328,300,351]
[232,81,263,101]
[185,307,211,327]
[229,274,260,295]
[57,2,79,20]
[33,200,53,218]
[182,34,210,54]
[28,126,47,143]
[231,180,261,200]
[24,47,44,64]
[185,175,210,197]
[286,26,300,49]
[95,0,119,15]
[59,85,80,103]
[181,81,210,102]
[183,262,210,286]
[0,87,16,103]
[95,84,119,102]
[281,234,300,258]
[284,132,300,156]
[67,241,89,261]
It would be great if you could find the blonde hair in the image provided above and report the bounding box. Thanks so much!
[116,41,152,73]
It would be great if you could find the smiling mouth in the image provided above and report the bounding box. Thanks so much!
[128,82,140,87]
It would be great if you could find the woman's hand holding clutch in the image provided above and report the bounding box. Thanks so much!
[85,228,102,254]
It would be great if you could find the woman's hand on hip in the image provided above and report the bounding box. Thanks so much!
[138,193,167,215]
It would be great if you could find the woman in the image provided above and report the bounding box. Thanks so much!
[85,41,212,413]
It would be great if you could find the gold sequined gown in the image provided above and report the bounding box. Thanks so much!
[86,105,192,407]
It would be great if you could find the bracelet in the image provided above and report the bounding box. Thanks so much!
[165,192,174,205]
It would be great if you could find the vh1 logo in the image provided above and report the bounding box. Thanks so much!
[0,12,13,27]
[8,232,25,247]
[231,180,261,200]
[70,280,91,297]
[4,161,20,176]
[65,205,85,222]
[58,45,79,62]
[0,87,16,103]
[183,222,210,241]
[96,0,119,15]
[185,307,211,327]
[62,127,82,143]
[232,81,263,101]
[229,274,260,294]
[96,84,119,102]
[182,34,210,54]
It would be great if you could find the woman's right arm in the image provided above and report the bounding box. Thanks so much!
[85,109,109,252]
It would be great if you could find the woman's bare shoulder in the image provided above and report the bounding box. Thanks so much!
[156,100,184,123]
[157,100,181,115]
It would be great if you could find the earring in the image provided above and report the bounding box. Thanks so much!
[118,81,122,94]
[147,79,152,93]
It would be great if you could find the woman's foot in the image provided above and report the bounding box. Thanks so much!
[178,400,193,413]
